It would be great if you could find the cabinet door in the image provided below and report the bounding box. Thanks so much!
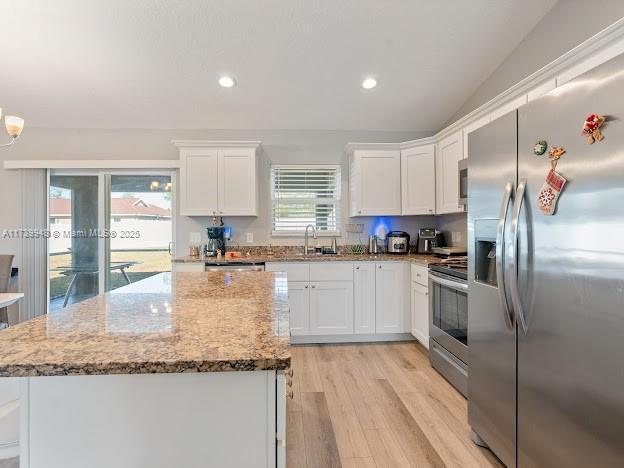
[353,262,376,334]
[411,282,429,348]
[375,263,409,333]
[463,115,491,160]
[351,150,401,216]
[436,131,464,214]
[180,149,219,216]
[309,281,354,335]
[217,148,257,216]
[489,94,527,121]
[288,282,310,336]
[401,145,436,215]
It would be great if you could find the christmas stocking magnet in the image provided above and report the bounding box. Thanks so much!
[537,169,567,215]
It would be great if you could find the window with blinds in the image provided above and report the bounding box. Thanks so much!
[271,165,341,235]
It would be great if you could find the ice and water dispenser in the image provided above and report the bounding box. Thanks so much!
[474,219,499,286]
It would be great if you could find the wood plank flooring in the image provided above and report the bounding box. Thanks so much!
[286,342,503,468]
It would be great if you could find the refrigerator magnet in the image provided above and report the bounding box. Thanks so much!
[537,169,567,216]
[533,140,548,156]
[581,114,606,144]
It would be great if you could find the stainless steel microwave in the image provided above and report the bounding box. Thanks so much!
[458,158,468,208]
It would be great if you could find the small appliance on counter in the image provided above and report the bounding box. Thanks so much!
[417,228,444,254]
[205,226,226,257]
[386,231,410,254]
[368,235,380,254]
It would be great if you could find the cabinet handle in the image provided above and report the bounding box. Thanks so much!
[311,285,316,289]
[378,265,382,269]
[304,285,308,289]
[287,369,294,377]
[358,210,362,214]
[425,292,429,296]
[355,266,360,270]
[287,390,294,399]
[286,379,293,387]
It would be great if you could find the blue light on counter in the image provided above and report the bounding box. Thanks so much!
[371,217,391,239]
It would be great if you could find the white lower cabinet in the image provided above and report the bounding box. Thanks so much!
[309,281,354,335]
[375,262,410,334]
[411,282,429,348]
[353,262,376,334]
[267,261,412,342]
[288,282,310,336]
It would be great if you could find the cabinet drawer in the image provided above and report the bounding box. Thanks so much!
[411,264,429,287]
[265,263,310,282]
[309,262,353,282]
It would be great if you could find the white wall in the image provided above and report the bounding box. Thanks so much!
[0,128,432,263]
[446,0,624,126]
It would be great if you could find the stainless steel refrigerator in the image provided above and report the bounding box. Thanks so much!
[468,52,624,467]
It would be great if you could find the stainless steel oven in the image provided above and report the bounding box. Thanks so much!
[429,265,468,396]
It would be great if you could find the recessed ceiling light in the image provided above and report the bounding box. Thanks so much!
[218,76,236,88]
[361,78,377,89]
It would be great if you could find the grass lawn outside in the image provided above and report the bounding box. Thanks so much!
[50,250,172,298]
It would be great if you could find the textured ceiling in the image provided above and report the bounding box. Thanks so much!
[0,0,556,132]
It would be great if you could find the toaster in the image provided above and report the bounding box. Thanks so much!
[386,231,410,254]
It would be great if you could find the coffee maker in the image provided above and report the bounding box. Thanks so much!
[416,228,444,254]
[205,226,226,257]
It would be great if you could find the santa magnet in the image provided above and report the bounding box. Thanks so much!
[581,114,606,144]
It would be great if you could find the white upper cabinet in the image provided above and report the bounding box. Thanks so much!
[176,141,260,217]
[218,148,257,216]
[489,94,527,121]
[527,79,556,102]
[435,130,464,214]
[350,149,401,216]
[401,145,436,215]
[179,148,219,216]
[462,115,491,160]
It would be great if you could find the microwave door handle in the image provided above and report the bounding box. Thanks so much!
[430,275,468,291]
[509,179,529,334]
[496,181,514,330]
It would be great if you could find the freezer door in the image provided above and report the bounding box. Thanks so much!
[517,53,624,467]
[467,110,517,468]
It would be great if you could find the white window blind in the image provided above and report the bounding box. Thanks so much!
[271,165,341,235]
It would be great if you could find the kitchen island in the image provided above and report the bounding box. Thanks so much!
[0,271,290,468]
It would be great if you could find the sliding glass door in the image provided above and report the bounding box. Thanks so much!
[48,171,174,312]
[105,175,172,292]
[49,175,100,311]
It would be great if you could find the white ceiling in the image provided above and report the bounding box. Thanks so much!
[0,0,556,132]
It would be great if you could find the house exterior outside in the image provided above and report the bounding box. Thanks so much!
[49,197,172,254]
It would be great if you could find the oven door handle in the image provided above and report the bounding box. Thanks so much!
[496,181,514,330]
[429,274,468,291]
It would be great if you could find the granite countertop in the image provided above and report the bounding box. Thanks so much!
[0,271,290,377]
[174,252,442,266]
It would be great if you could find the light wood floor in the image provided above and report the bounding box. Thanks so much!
[286,342,503,468]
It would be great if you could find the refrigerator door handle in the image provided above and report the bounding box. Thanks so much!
[496,181,514,330]
[509,178,529,334]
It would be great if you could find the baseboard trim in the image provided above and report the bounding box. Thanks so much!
[290,333,415,344]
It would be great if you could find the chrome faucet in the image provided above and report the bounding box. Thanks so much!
[304,224,317,255]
